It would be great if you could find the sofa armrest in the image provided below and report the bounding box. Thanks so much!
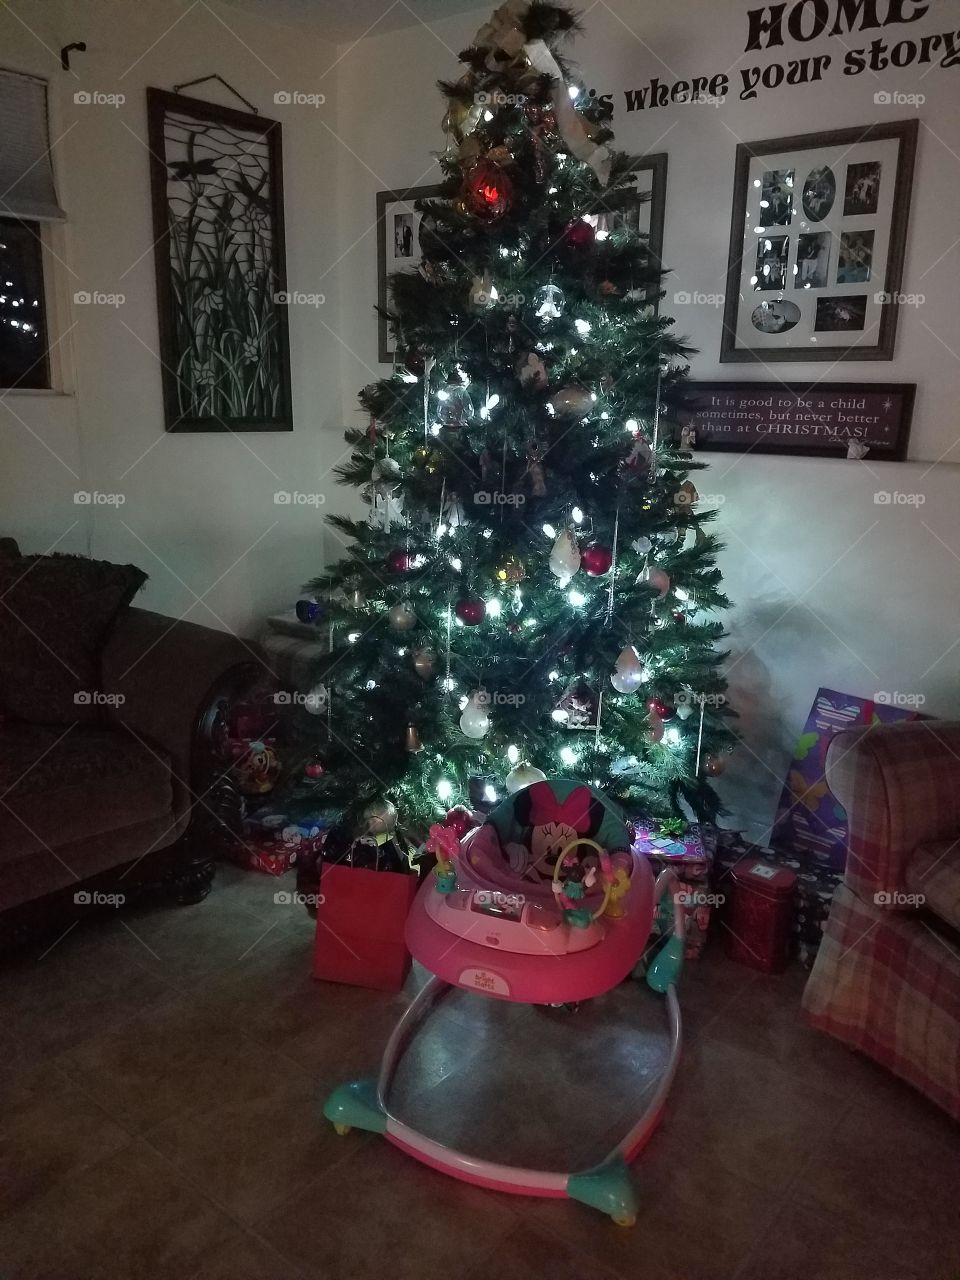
[826,720,960,904]
[101,608,271,812]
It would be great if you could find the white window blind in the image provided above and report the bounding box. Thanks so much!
[0,69,66,221]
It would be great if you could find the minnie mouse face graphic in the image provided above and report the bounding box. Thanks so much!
[512,782,606,881]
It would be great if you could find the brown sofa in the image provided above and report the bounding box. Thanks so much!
[0,538,263,948]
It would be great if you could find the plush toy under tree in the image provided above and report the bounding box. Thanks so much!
[299,0,735,834]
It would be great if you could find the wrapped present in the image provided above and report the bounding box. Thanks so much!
[236,806,329,877]
[632,820,718,959]
[313,863,419,992]
[714,831,842,968]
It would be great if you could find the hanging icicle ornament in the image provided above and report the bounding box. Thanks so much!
[422,354,436,438]
[405,724,424,753]
[610,644,645,694]
[549,528,580,587]
[650,366,663,479]
[604,501,621,626]
[459,690,491,739]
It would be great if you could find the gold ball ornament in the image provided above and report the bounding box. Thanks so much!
[549,385,594,420]
[388,602,418,632]
[412,646,437,680]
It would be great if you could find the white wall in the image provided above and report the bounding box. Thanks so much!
[331,0,960,838]
[0,0,347,637]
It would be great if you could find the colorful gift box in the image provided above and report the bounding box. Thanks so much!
[770,687,923,871]
[236,806,329,877]
[632,821,718,959]
[313,863,419,992]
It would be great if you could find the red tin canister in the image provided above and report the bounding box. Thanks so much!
[725,856,797,973]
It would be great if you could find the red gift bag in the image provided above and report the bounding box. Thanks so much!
[313,863,418,993]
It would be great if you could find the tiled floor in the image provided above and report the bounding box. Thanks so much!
[2,863,959,1279]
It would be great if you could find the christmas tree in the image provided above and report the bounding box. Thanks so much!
[300,0,734,834]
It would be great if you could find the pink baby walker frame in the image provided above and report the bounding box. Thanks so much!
[323,779,685,1225]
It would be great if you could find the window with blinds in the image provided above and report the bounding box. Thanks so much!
[0,69,64,389]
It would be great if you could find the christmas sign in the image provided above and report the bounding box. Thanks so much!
[679,381,913,459]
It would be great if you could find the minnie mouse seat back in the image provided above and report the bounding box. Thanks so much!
[408,779,655,1003]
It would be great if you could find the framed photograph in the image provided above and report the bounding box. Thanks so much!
[376,183,445,363]
[147,89,292,432]
[586,152,668,310]
[678,380,914,460]
[721,121,917,363]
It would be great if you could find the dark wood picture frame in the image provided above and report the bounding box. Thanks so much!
[720,121,918,364]
[376,183,445,363]
[376,156,667,361]
[610,151,668,314]
[679,380,914,460]
[636,150,668,277]
[147,88,293,432]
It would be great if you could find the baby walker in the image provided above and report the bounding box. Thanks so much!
[322,778,686,1226]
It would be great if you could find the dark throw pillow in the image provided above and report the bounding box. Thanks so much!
[0,552,147,724]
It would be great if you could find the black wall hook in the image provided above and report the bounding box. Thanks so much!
[60,42,87,71]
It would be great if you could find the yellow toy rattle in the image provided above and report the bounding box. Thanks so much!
[551,838,614,929]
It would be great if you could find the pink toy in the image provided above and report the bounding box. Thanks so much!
[324,779,686,1225]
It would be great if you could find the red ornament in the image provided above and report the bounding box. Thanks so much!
[455,596,486,625]
[387,549,413,572]
[581,543,613,576]
[444,805,476,839]
[402,347,427,375]
[564,219,595,250]
[672,611,687,625]
[647,696,676,721]
[463,162,513,219]
[304,760,325,779]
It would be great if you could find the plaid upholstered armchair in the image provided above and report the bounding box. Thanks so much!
[803,720,960,1119]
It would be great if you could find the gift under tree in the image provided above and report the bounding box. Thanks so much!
[298,0,735,834]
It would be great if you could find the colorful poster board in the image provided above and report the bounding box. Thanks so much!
[770,687,922,870]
